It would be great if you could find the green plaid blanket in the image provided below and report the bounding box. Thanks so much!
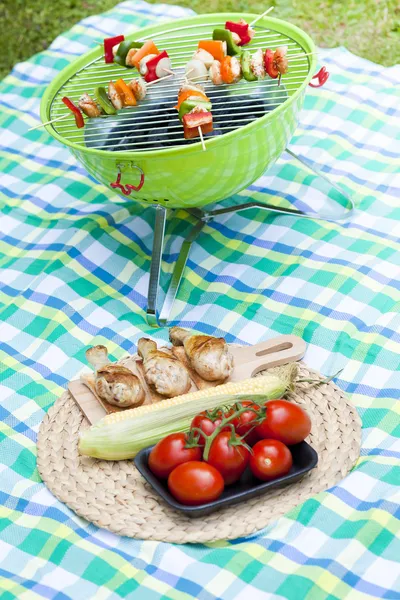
[1,1,399,598]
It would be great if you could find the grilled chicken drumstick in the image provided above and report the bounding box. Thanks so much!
[169,327,234,382]
[137,338,191,397]
[84,345,145,408]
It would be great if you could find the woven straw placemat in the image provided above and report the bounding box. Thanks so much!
[37,362,361,543]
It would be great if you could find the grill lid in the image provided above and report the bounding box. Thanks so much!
[46,17,314,154]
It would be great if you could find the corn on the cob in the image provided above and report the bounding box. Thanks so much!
[78,363,297,460]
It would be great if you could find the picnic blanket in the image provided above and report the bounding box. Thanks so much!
[1,1,399,598]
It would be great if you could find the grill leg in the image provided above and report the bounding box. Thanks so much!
[147,205,167,328]
[146,206,206,328]
[146,149,354,326]
[203,148,354,222]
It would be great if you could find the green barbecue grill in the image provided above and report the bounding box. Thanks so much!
[40,13,353,326]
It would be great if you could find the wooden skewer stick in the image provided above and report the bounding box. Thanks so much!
[186,74,208,84]
[198,127,206,151]
[183,68,194,82]
[289,52,318,59]
[28,113,70,132]
[250,6,274,27]
[145,73,174,87]
[161,68,175,76]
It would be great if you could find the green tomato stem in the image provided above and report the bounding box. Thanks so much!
[202,405,263,461]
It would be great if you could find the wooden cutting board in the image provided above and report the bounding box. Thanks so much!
[69,335,306,425]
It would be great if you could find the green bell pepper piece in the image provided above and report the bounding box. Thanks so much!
[212,28,241,56]
[94,87,117,115]
[114,40,144,66]
[241,51,257,82]
[178,99,212,122]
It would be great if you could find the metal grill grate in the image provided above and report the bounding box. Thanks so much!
[50,21,312,152]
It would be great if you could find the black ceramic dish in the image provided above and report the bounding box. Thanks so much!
[134,441,318,517]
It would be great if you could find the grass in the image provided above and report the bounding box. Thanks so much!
[1,0,399,79]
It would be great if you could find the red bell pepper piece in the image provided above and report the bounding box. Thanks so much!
[62,96,85,129]
[183,120,213,139]
[182,111,213,139]
[183,111,212,128]
[239,34,252,46]
[144,50,169,83]
[225,21,250,46]
[104,35,125,63]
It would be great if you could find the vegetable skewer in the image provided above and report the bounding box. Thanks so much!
[31,73,174,131]
[106,37,174,84]
[187,19,297,86]
[205,46,289,86]
[176,83,213,147]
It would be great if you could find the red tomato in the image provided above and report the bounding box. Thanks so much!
[255,400,311,445]
[168,461,224,505]
[206,431,250,485]
[191,410,228,446]
[148,433,202,479]
[229,400,261,445]
[250,439,293,481]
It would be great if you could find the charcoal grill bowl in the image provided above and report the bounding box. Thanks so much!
[40,13,317,209]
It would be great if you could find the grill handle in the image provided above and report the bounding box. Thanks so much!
[309,66,329,88]
[110,163,145,195]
